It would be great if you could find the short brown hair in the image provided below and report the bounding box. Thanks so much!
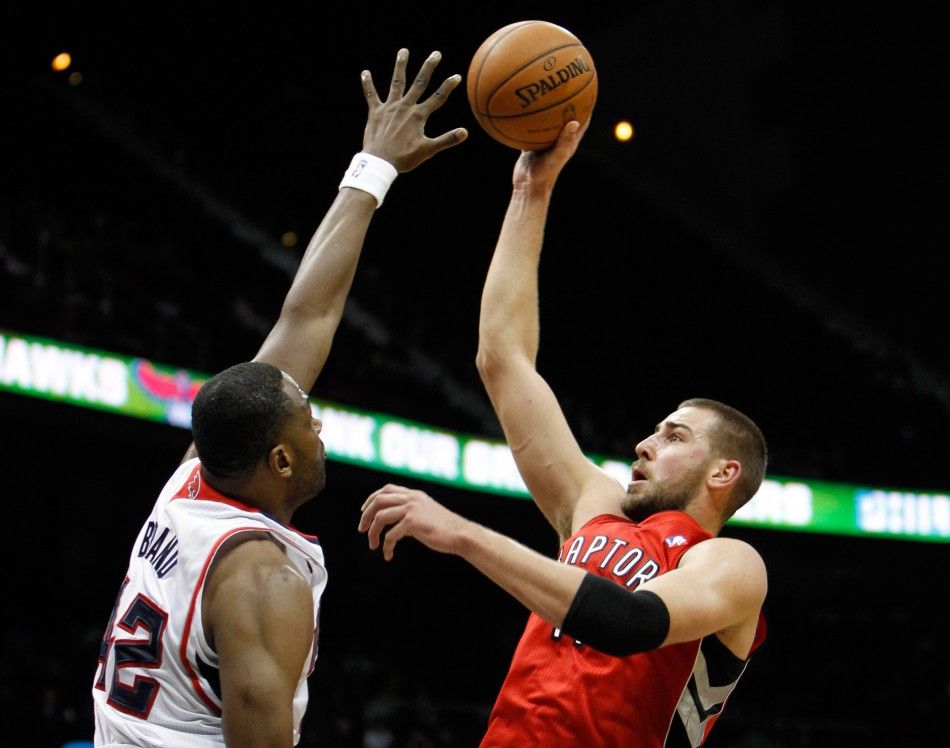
[678,398,768,517]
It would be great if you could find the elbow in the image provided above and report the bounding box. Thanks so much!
[476,344,518,387]
[476,345,537,399]
[476,327,533,373]
[279,284,345,326]
[279,297,319,325]
[475,346,497,381]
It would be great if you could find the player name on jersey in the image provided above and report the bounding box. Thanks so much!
[552,531,666,645]
[137,520,179,578]
[558,532,663,589]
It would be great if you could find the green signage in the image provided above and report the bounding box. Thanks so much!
[2,329,947,542]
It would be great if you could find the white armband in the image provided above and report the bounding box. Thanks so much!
[338,152,398,208]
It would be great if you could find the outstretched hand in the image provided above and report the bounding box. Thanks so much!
[361,49,468,172]
[358,484,468,561]
[512,118,590,192]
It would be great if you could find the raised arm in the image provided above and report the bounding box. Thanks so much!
[255,48,467,391]
[475,121,620,540]
[183,49,466,463]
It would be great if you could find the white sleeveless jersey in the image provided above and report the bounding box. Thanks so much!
[93,458,327,747]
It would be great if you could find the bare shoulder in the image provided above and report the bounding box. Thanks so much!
[204,537,312,647]
[681,537,768,600]
[681,536,767,573]
[209,536,310,603]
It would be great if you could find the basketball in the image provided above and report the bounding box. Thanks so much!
[467,20,598,151]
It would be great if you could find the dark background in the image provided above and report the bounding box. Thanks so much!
[2,2,948,746]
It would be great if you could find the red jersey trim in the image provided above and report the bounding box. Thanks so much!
[179,525,284,716]
[171,462,320,542]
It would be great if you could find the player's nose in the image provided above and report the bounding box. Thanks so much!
[634,437,654,462]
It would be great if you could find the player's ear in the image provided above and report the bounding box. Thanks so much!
[708,459,740,491]
[268,444,293,478]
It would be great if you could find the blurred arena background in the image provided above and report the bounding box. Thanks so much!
[2,2,948,746]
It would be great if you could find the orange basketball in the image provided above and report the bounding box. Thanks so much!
[467,20,598,151]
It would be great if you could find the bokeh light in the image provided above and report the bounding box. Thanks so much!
[51,52,72,72]
[614,121,634,142]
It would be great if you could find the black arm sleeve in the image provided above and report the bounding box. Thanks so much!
[560,573,671,657]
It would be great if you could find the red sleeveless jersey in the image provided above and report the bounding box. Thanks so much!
[481,511,767,748]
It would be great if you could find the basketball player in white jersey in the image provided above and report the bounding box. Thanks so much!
[92,48,468,747]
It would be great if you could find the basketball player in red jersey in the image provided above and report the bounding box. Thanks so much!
[359,119,768,747]
[93,50,468,747]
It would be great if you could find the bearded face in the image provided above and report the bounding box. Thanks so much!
[621,406,722,522]
[621,461,707,522]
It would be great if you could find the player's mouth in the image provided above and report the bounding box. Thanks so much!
[627,465,647,491]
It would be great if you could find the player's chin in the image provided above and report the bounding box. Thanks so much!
[620,496,652,523]
[310,473,327,498]
[300,467,326,501]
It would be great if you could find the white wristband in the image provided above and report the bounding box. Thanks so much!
[338,152,398,207]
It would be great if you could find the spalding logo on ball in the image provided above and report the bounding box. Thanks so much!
[467,20,598,150]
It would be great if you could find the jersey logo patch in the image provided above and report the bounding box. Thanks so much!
[665,534,687,547]
[187,470,201,499]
